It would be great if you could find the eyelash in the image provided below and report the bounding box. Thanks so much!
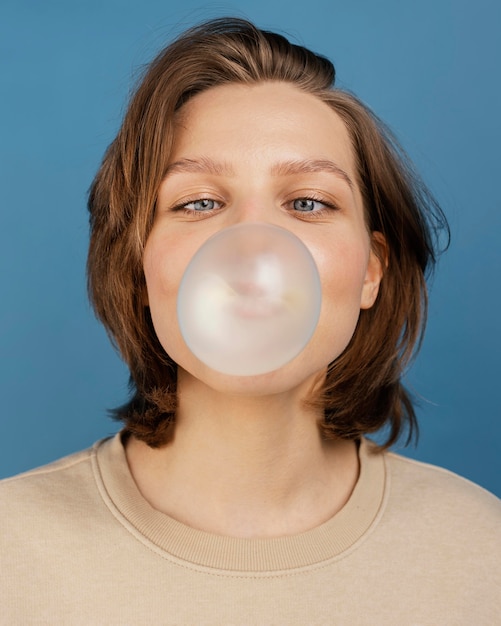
[169,194,339,218]
[289,194,339,218]
[169,197,223,219]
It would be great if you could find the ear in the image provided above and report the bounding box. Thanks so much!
[360,231,387,310]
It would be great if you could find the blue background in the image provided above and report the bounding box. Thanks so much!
[1,0,500,496]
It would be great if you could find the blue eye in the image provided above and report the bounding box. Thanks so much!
[293,198,322,212]
[185,199,218,211]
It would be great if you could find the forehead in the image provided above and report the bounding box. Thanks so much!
[171,82,356,174]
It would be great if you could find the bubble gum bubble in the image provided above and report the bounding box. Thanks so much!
[177,223,321,376]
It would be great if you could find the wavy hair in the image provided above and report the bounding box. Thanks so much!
[87,18,448,448]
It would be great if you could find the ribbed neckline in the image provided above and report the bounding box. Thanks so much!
[93,434,387,573]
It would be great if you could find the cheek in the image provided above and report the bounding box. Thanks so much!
[308,235,370,307]
[297,239,368,360]
[144,231,196,302]
[143,229,220,365]
[143,235,186,343]
[144,245,171,304]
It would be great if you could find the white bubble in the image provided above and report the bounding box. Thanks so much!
[177,223,321,376]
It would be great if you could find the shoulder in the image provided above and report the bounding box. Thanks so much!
[382,447,501,538]
[1,445,95,487]
[386,449,500,504]
[0,442,105,524]
[365,445,501,599]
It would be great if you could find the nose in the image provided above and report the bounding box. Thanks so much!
[221,201,284,263]
[227,197,279,228]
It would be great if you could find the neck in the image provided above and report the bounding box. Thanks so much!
[125,369,360,538]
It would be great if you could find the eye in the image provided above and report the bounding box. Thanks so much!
[291,196,338,215]
[183,198,220,212]
[293,198,323,212]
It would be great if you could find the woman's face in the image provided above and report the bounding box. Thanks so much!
[143,82,383,395]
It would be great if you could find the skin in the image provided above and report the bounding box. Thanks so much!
[126,82,384,539]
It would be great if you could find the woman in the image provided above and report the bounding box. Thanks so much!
[1,18,499,624]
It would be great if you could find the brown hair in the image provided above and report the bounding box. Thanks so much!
[87,17,448,448]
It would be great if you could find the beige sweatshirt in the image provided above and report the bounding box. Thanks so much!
[1,435,500,625]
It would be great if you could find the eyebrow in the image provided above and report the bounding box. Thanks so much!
[164,157,354,189]
[270,159,354,189]
[164,157,233,177]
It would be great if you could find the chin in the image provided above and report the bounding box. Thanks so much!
[177,355,327,399]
